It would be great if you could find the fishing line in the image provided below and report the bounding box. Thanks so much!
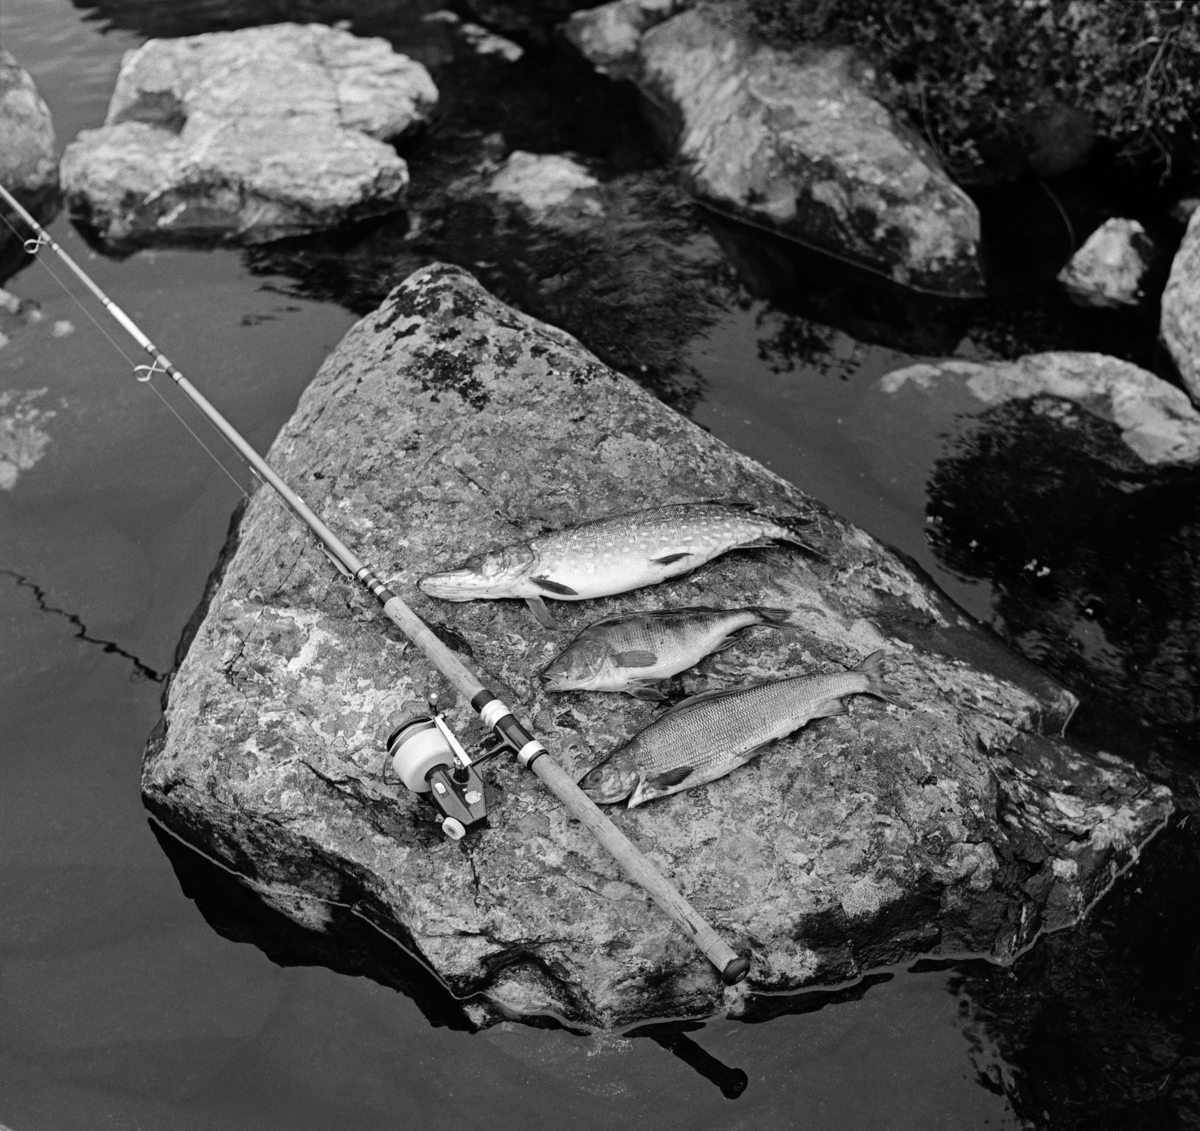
[0,211,297,682]
[0,185,751,984]
[0,210,260,500]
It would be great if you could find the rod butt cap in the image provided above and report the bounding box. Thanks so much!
[721,955,751,985]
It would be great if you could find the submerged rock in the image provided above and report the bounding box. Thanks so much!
[1057,218,1153,308]
[882,352,1200,467]
[1161,207,1200,404]
[0,50,60,283]
[145,265,1169,1031]
[60,23,437,247]
[635,9,985,296]
[487,150,603,223]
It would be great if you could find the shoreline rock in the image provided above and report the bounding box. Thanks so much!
[0,49,60,283]
[574,5,985,296]
[881,352,1200,468]
[144,265,1170,1030]
[60,23,437,247]
[564,0,683,79]
[1057,218,1153,309]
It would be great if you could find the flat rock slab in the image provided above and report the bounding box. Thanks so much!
[636,8,984,296]
[144,265,1171,1030]
[60,23,437,246]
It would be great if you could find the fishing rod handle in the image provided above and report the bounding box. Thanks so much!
[377,593,750,984]
[529,753,751,986]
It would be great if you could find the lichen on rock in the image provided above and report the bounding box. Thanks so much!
[144,265,1170,1030]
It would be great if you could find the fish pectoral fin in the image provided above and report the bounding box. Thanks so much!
[812,697,849,720]
[611,649,658,668]
[645,765,694,791]
[526,596,559,629]
[628,684,668,702]
[651,551,693,565]
[531,576,578,596]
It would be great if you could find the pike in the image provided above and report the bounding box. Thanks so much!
[0,184,751,986]
[420,502,821,628]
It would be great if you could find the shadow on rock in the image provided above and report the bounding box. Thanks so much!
[925,397,1200,760]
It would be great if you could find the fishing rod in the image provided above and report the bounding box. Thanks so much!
[0,184,751,987]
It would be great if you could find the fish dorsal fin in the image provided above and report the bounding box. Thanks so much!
[582,605,724,633]
[659,682,762,719]
[581,612,632,631]
[699,498,759,511]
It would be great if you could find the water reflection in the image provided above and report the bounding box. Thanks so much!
[944,818,1200,1127]
[925,398,1200,753]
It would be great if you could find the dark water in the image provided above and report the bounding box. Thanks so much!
[1,0,1197,1127]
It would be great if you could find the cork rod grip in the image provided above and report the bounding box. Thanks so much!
[379,596,750,985]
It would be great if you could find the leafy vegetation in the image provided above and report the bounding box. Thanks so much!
[739,0,1200,180]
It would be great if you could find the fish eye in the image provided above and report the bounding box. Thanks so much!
[461,553,484,570]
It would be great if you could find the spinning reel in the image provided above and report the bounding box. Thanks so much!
[385,692,507,840]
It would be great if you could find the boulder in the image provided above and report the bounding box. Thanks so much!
[1161,206,1200,403]
[60,23,437,247]
[0,50,60,282]
[881,352,1200,468]
[635,9,985,296]
[1057,218,1153,308]
[564,0,683,79]
[144,265,1170,1031]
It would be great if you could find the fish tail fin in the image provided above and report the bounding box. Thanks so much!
[855,649,909,708]
[751,606,798,628]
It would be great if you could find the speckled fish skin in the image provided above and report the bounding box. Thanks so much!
[578,651,904,808]
[417,503,818,606]
[542,606,794,697]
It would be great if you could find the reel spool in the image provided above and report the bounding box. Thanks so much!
[385,697,490,840]
[387,717,452,793]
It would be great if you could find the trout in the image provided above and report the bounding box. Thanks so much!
[542,606,794,700]
[418,502,820,628]
[578,650,904,808]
